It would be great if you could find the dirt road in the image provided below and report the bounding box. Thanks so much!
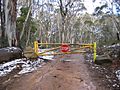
[0,54,107,90]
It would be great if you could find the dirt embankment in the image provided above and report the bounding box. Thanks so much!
[0,54,111,90]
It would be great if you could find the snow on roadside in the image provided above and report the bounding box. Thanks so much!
[0,49,54,77]
[103,43,120,48]
[0,59,25,76]
[38,49,54,60]
[19,49,54,74]
[18,58,43,74]
[116,70,120,81]
[0,58,43,76]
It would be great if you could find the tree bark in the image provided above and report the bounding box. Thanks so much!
[4,0,17,47]
[0,0,7,47]
[26,26,31,47]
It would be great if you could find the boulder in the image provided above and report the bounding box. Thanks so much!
[95,55,112,65]
[0,47,22,63]
[23,46,38,59]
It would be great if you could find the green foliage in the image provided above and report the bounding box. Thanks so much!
[31,21,37,33]
[17,7,29,31]
[17,16,25,22]
[17,7,37,31]
[16,16,25,31]
[16,7,37,48]
[84,20,94,26]
[20,7,29,17]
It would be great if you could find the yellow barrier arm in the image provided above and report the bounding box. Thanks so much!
[93,42,96,62]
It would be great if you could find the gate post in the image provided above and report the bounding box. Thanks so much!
[34,41,39,55]
[93,42,96,62]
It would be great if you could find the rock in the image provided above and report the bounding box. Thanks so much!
[95,55,112,65]
[0,47,22,63]
[23,46,38,59]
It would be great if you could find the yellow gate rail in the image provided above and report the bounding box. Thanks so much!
[34,41,97,62]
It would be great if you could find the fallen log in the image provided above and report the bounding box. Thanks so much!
[0,47,22,63]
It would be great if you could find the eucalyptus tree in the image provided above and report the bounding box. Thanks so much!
[33,0,53,44]
[27,0,98,45]
[17,0,38,48]
[71,13,98,44]
[93,0,120,45]
[0,0,6,47]
[58,0,86,43]
[0,0,17,47]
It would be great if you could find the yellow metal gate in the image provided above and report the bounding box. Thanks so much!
[34,41,96,62]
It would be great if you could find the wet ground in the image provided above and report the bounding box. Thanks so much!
[0,54,119,90]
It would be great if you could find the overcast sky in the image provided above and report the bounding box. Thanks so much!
[32,0,117,15]
[84,0,117,14]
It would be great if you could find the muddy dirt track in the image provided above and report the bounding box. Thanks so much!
[0,54,109,90]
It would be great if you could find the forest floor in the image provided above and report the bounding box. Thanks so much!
[0,54,120,90]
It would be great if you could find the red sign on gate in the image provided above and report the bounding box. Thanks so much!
[61,44,70,52]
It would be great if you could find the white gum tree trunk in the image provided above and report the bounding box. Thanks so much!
[4,0,17,46]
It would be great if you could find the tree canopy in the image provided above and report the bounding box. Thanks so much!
[0,0,120,48]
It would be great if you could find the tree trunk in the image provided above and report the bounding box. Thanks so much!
[4,0,17,47]
[0,0,7,47]
[26,26,31,47]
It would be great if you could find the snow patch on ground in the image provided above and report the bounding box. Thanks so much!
[18,58,43,74]
[7,47,18,50]
[0,49,54,77]
[0,58,43,76]
[38,49,54,60]
[116,70,120,81]
[103,43,120,48]
[1,47,21,53]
